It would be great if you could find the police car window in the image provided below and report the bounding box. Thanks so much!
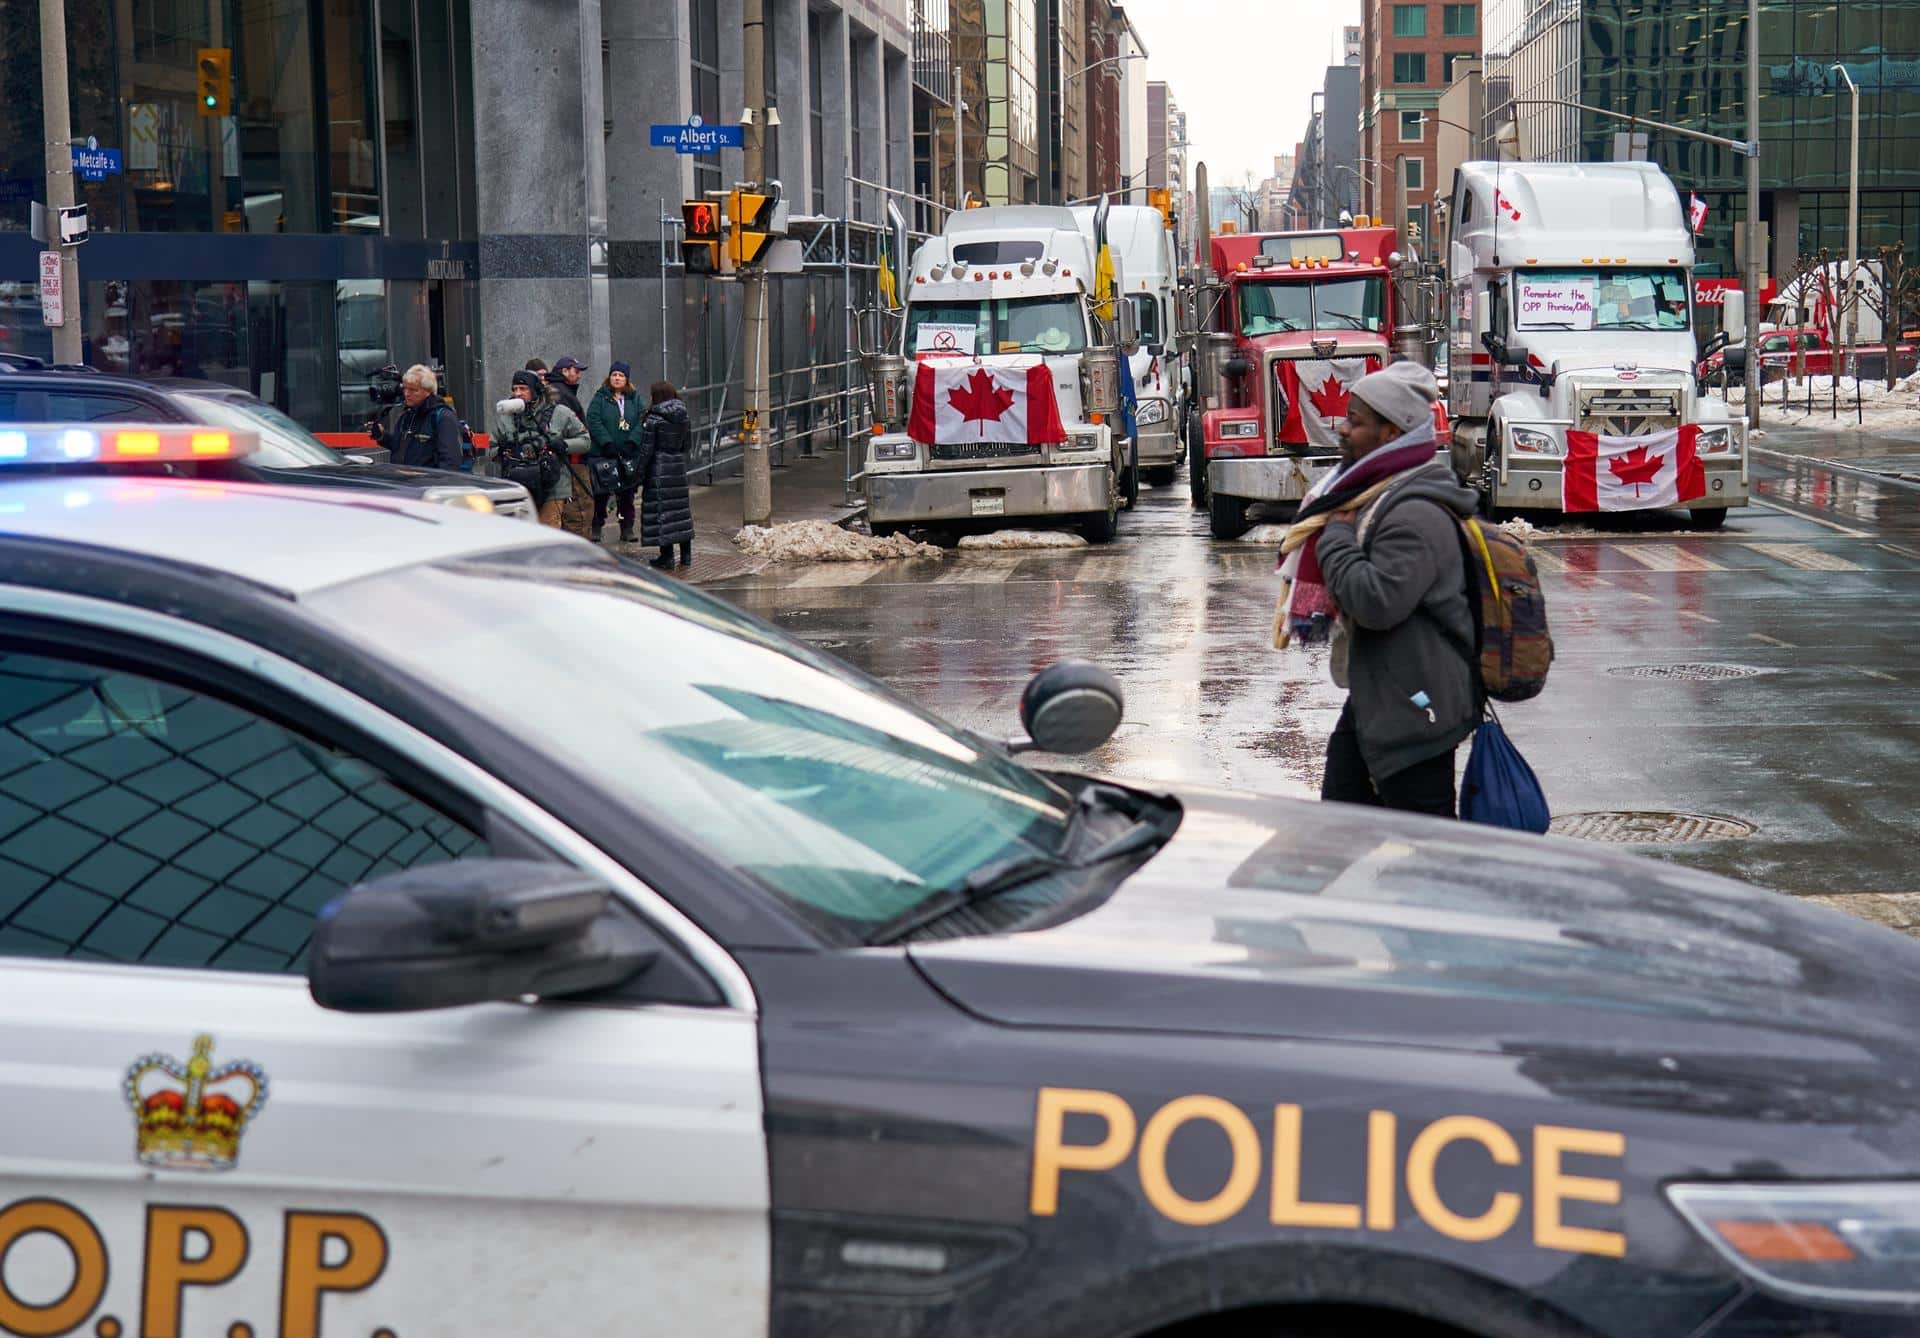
[0,651,487,972]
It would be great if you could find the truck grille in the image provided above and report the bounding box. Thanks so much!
[1577,386,1681,436]
[930,441,1042,462]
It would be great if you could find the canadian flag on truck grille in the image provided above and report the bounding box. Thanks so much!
[907,356,1068,446]
[1276,357,1377,448]
[1563,425,1706,512]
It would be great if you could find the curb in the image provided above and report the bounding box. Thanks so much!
[1750,445,1920,494]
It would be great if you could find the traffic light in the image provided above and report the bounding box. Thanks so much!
[681,199,722,275]
[1147,188,1172,226]
[197,48,231,116]
[726,189,775,267]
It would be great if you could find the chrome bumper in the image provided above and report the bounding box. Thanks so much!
[1136,421,1180,466]
[1209,455,1338,503]
[1494,458,1750,511]
[867,462,1113,524]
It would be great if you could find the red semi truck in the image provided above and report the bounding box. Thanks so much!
[1187,222,1437,539]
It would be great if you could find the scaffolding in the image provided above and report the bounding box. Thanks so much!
[656,176,948,505]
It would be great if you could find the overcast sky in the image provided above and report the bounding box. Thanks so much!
[1123,0,1360,188]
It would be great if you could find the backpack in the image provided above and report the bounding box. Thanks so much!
[1455,516,1553,703]
[1364,488,1553,704]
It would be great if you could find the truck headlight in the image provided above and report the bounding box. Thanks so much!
[1135,398,1168,427]
[1057,431,1101,452]
[872,439,917,462]
[1218,420,1260,439]
[1667,1182,1920,1307]
[1697,426,1732,453]
[1508,427,1562,457]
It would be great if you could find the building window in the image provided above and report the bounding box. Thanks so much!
[1393,5,1427,37]
[1401,110,1425,142]
[1443,51,1474,82]
[1393,52,1427,84]
[809,13,826,213]
[1404,157,1425,191]
[1442,4,1475,37]
[690,0,722,199]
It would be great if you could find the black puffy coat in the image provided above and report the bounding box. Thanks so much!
[638,398,695,548]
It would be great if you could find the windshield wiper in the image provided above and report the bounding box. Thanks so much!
[1524,320,1579,329]
[1320,312,1369,330]
[1608,320,1661,331]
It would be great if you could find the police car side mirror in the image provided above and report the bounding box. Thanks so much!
[308,860,659,1013]
[1009,660,1124,755]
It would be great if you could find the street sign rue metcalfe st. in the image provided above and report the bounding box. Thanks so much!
[72,146,122,181]
[650,117,744,155]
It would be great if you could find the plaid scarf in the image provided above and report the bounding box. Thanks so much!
[1274,425,1439,647]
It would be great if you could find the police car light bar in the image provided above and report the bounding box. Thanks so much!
[0,424,259,464]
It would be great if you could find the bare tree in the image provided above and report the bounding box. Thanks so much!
[1862,241,1920,389]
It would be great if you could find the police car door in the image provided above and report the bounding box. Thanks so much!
[0,609,768,1338]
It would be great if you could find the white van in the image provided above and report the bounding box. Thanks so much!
[1074,205,1186,498]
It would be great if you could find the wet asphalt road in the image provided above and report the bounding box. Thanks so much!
[709,455,1920,908]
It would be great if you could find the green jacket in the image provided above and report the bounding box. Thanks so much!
[492,399,588,502]
[587,385,647,466]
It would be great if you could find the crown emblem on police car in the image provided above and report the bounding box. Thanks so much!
[123,1034,268,1171]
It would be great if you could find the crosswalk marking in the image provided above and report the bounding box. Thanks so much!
[1614,544,1726,572]
[785,564,882,589]
[1524,546,1568,573]
[933,561,1019,584]
[1740,543,1866,572]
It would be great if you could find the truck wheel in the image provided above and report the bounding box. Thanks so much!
[1186,412,1208,508]
[1080,504,1120,544]
[1208,491,1249,541]
[869,522,901,539]
[1144,466,1178,487]
[1121,434,1140,511]
[1688,507,1729,531]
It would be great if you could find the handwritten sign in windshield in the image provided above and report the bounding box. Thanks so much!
[1518,278,1595,330]
[915,323,979,354]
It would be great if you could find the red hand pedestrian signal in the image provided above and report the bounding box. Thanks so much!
[682,200,723,276]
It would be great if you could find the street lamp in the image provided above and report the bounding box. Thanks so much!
[1832,63,1861,379]
[1063,53,1144,88]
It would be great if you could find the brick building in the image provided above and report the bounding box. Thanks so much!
[1358,0,1481,243]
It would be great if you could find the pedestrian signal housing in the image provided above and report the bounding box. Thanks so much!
[727,190,776,267]
[197,48,231,116]
[682,200,723,275]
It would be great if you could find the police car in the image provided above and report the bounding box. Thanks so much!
[1,423,1916,1338]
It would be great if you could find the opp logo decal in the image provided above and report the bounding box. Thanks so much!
[125,1034,267,1172]
[1029,1087,1626,1259]
[0,1201,392,1338]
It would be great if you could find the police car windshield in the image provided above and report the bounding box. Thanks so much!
[311,554,1077,943]
[169,391,346,467]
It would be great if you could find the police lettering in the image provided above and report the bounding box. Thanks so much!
[1029,1087,1626,1258]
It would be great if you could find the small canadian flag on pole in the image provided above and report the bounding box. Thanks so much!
[1564,425,1707,512]
[1689,193,1709,234]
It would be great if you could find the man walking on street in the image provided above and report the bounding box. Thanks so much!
[1277,361,1480,816]
[548,356,589,422]
[388,364,463,471]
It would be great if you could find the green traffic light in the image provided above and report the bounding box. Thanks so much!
[204,95,217,107]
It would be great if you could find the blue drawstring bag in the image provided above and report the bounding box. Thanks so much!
[1459,711,1551,833]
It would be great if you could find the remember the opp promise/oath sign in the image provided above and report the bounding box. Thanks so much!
[1517,277,1595,330]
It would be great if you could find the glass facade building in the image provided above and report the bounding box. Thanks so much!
[0,0,478,430]
[1485,0,1920,275]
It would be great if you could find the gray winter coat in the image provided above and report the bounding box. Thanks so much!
[1315,460,1481,780]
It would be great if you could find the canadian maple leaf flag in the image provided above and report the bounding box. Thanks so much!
[1689,193,1709,234]
[1276,357,1376,448]
[1563,425,1706,512]
[906,357,1068,446]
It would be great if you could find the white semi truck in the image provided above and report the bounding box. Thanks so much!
[863,206,1132,543]
[1072,204,1187,499]
[1446,161,1748,527]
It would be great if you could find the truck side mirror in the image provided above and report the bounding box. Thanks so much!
[1482,330,1530,369]
[1703,330,1732,357]
[1720,290,1746,341]
[1116,302,1140,356]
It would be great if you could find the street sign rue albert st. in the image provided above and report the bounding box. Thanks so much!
[649,116,745,155]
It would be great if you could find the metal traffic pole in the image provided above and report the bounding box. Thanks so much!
[1743,0,1762,430]
[740,0,772,527]
[1833,63,1860,383]
[39,0,82,365]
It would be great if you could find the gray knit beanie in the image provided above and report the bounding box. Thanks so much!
[1350,360,1441,434]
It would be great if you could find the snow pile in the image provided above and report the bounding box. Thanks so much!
[1235,524,1293,544]
[957,529,1088,550]
[1751,375,1920,435]
[1498,517,1538,541]
[733,520,943,562]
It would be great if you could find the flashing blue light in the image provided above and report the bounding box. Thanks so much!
[61,430,97,461]
[0,432,25,460]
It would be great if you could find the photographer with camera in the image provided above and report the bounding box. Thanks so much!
[493,369,588,527]
[368,364,463,471]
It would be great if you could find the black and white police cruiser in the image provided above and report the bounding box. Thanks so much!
[1,423,1917,1338]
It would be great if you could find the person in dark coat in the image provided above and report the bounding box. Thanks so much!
[547,355,589,423]
[638,380,695,568]
[585,362,644,543]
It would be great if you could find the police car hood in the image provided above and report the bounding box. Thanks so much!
[910,788,1920,1070]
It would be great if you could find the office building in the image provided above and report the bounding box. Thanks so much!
[1359,0,1483,241]
[953,0,1041,204]
[0,0,916,437]
[1483,0,1920,277]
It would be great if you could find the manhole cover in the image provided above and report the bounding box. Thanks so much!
[1550,811,1757,844]
[1608,663,1767,681]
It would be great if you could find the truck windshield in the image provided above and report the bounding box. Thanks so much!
[1239,277,1385,336]
[1515,268,1690,332]
[906,296,1089,355]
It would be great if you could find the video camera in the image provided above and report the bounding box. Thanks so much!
[368,363,406,408]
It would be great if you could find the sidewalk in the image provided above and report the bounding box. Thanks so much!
[1751,421,1920,486]
[602,446,863,584]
